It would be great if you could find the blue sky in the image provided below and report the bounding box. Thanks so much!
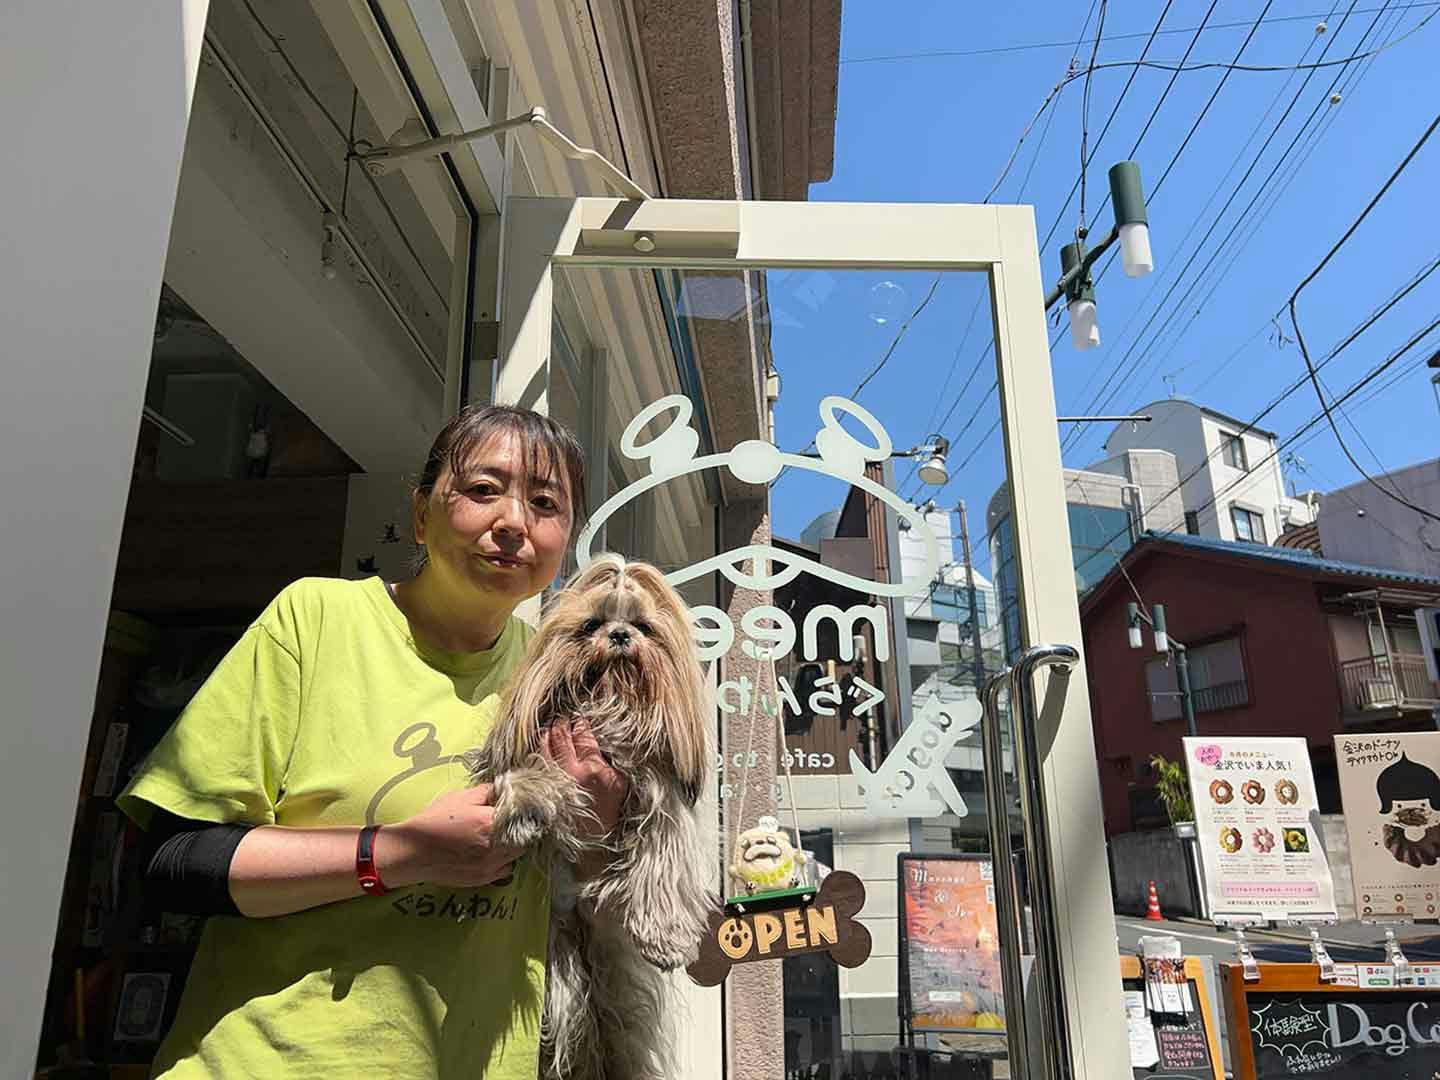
[764,0,1440,578]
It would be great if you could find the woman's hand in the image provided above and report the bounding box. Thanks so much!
[381,784,521,889]
[544,718,628,843]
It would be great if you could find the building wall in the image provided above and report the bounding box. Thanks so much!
[1103,400,1312,543]
[1,2,211,1069]
[1318,458,1440,577]
[1083,553,1344,835]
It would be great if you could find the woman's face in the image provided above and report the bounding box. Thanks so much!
[415,432,573,608]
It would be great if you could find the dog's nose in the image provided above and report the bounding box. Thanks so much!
[608,627,631,647]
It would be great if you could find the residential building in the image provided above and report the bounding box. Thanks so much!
[1316,457,1440,578]
[1104,399,1318,544]
[1079,532,1440,837]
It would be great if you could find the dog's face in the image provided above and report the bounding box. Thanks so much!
[500,557,709,801]
[554,563,678,679]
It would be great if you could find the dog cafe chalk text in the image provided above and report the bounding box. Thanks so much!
[1250,994,1440,1073]
[577,394,973,819]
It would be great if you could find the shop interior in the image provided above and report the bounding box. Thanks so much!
[39,288,363,1074]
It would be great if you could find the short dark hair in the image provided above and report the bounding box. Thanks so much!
[416,405,587,521]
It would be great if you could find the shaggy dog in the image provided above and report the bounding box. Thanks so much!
[468,557,714,1080]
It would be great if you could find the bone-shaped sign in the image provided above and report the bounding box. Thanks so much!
[686,871,871,986]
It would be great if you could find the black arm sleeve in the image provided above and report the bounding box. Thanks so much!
[141,810,253,917]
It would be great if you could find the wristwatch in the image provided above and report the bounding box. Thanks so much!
[356,824,389,896]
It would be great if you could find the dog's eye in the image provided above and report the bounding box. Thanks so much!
[582,618,603,635]
[633,620,652,636]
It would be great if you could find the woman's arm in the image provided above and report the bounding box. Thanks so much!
[231,782,520,917]
[138,783,515,919]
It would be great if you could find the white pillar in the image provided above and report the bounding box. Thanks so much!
[0,1,209,1069]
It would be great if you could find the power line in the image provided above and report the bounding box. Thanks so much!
[1149,0,1410,395]
[838,4,1440,66]
[1077,0,1111,237]
[1287,107,1440,523]
[1059,0,1309,444]
[1123,314,1440,559]
[1061,0,1372,450]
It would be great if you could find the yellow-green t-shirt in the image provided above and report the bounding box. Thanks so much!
[118,576,546,1079]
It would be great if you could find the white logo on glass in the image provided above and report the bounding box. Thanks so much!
[577,394,968,818]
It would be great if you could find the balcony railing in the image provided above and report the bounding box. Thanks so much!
[1191,679,1250,712]
[1339,654,1440,712]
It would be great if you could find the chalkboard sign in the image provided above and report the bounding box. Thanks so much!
[1121,956,1224,1080]
[1225,962,1440,1078]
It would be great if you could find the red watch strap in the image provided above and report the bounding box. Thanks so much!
[357,825,388,896]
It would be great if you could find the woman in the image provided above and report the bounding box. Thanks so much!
[118,405,626,1078]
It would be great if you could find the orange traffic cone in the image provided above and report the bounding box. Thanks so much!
[1145,880,1164,922]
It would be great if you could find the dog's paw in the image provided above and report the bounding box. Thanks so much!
[492,768,577,850]
[494,806,548,850]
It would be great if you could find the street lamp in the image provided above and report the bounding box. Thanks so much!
[1109,161,1153,279]
[917,435,951,486]
[1044,161,1155,348]
[1061,242,1100,351]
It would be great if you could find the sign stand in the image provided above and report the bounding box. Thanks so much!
[1385,928,1413,984]
[1232,928,1260,983]
[1307,929,1336,983]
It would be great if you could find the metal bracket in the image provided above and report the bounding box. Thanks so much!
[1386,929,1413,985]
[1309,928,1336,982]
[1234,928,1260,982]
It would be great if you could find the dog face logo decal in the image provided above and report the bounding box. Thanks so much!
[583,394,977,820]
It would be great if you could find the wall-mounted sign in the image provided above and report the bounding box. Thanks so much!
[1335,732,1440,919]
[1183,737,1337,923]
[897,854,1005,1034]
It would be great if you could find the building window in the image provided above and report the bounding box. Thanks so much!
[1184,511,1200,535]
[1231,505,1266,543]
[1221,432,1248,470]
[1146,637,1249,721]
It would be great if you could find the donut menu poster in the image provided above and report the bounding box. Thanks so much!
[1335,732,1440,919]
[1183,737,1337,922]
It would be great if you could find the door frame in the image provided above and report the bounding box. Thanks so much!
[494,195,1126,1076]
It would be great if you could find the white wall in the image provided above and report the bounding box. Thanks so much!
[1104,399,1310,542]
[0,2,209,1071]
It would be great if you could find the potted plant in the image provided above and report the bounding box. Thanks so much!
[1150,754,1195,838]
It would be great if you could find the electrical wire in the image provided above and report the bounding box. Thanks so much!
[1061,0,1371,451]
[1077,0,1110,238]
[1147,0,1410,397]
[1087,314,1440,565]
[838,4,1440,66]
[1057,0,1299,446]
[1287,108,1440,523]
[902,0,1177,499]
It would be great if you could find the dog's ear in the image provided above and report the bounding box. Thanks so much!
[624,562,712,799]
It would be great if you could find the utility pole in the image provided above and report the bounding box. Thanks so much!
[957,501,986,691]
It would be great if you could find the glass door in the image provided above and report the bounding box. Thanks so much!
[493,197,1124,1079]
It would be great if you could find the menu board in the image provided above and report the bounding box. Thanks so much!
[1335,732,1440,918]
[1120,956,1224,1080]
[897,854,1005,1033]
[1183,737,1337,922]
[1225,963,1440,1078]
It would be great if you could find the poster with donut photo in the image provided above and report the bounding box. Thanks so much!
[1336,732,1440,919]
[1183,736,1337,922]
